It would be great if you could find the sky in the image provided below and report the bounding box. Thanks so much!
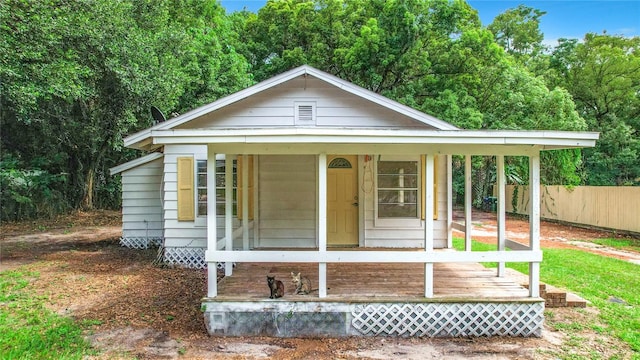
[219,0,640,47]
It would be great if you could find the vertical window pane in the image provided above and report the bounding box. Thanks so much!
[377,160,419,218]
[196,159,237,217]
[197,160,207,216]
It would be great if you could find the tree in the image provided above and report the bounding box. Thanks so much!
[0,0,251,220]
[550,34,640,185]
[488,5,546,60]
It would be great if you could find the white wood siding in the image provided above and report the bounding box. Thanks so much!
[163,145,201,248]
[162,145,254,249]
[120,157,164,239]
[362,155,448,248]
[257,155,317,247]
[178,78,437,130]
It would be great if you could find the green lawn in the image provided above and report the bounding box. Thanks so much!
[587,238,640,253]
[453,238,640,355]
[0,270,92,359]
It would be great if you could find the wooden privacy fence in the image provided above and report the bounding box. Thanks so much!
[504,186,640,234]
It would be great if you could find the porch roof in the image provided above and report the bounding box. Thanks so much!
[150,127,599,155]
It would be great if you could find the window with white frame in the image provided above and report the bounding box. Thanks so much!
[196,159,237,216]
[377,160,419,218]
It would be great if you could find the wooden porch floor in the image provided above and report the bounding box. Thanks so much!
[213,260,532,302]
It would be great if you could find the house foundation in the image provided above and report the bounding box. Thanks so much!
[202,299,544,337]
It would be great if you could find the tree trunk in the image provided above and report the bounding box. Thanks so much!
[83,167,95,210]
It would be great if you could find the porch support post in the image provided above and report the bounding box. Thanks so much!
[225,154,235,276]
[424,154,435,298]
[528,153,541,297]
[464,155,472,251]
[206,145,217,297]
[496,155,506,277]
[242,155,249,250]
[318,153,328,298]
[446,155,453,248]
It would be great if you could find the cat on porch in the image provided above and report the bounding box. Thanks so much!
[266,275,284,299]
[290,272,312,295]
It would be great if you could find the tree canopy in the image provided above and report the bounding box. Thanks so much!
[1,0,637,221]
[0,0,251,219]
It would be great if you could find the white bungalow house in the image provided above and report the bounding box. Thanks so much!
[111,65,598,338]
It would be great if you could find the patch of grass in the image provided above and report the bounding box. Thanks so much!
[587,238,640,253]
[453,238,640,354]
[0,270,93,359]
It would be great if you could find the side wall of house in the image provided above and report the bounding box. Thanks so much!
[120,157,164,248]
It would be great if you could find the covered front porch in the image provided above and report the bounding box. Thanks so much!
[190,130,596,337]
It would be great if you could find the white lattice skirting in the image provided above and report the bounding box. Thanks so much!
[351,303,544,337]
[119,237,163,249]
[163,247,207,269]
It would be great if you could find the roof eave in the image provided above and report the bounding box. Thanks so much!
[149,129,599,151]
[109,152,163,175]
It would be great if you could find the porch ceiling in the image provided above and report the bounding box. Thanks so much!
[146,128,599,155]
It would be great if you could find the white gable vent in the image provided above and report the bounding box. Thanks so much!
[295,102,316,125]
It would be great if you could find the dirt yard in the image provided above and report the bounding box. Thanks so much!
[1,210,638,359]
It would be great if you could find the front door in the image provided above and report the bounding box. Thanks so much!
[327,155,359,246]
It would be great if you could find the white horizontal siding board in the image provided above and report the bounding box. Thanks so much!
[122,199,162,207]
[121,213,163,222]
[121,174,162,183]
[122,183,162,192]
[163,181,177,192]
[164,200,178,211]
[164,163,178,173]
[256,239,316,248]
[164,227,206,239]
[258,220,316,229]
[123,222,163,230]
[163,192,177,201]
[258,229,315,238]
[164,238,207,248]
[122,192,162,200]
[123,230,164,238]
[123,207,163,215]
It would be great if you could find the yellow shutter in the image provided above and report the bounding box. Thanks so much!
[177,156,195,221]
[237,155,254,220]
[421,155,438,220]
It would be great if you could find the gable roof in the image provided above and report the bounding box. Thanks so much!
[124,65,458,150]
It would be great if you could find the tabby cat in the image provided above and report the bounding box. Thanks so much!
[290,272,312,295]
[266,275,284,299]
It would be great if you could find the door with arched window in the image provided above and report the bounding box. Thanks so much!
[327,155,359,246]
